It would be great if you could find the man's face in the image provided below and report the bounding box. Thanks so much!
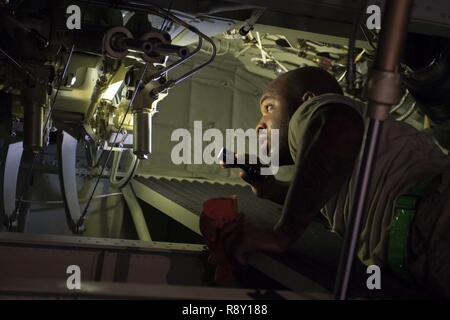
[257,86,295,166]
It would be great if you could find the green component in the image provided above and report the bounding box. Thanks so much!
[388,195,417,280]
[388,175,442,280]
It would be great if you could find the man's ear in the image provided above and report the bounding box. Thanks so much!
[302,91,316,102]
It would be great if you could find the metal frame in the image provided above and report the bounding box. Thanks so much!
[73,0,450,41]
[0,0,420,300]
[110,151,151,241]
[57,131,83,234]
[0,232,207,292]
[0,140,24,230]
[0,232,319,299]
[122,184,152,241]
[0,279,307,300]
[58,130,146,237]
[0,232,205,285]
[110,149,140,189]
[130,178,329,295]
[0,231,204,252]
[74,1,217,227]
[216,0,450,39]
[132,178,201,234]
[80,0,217,92]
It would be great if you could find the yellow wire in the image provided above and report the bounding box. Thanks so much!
[424,115,431,129]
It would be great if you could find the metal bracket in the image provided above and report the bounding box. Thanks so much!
[367,69,402,120]
[0,140,24,230]
[56,131,83,234]
[239,8,266,36]
[110,149,140,189]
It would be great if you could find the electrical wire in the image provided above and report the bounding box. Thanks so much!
[360,24,377,50]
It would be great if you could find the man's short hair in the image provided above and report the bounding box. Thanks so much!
[267,66,343,112]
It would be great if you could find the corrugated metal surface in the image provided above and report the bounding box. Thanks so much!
[133,176,430,298]
[134,176,281,229]
[133,175,344,272]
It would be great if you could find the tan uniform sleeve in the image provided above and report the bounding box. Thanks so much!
[288,103,317,163]
[288,94,365,164]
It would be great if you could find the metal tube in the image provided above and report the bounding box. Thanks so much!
[22,84,47,153]
[158,37,204,78]
[334,0,413,300]
[151,43,190,58]
[110,150,140,189]
[374,3,413,72]
[133,109,152,160]
[115,37,153,54]
[24,103,43,153]
[122,185,152,241]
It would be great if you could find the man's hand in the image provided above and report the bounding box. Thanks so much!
[220,153,288,205]
[219,215,289,265]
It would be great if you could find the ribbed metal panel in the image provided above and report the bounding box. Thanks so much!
[132,176,428,298]
[134,176,282,229]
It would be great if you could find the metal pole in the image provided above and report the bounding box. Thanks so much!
[334,0,414,300]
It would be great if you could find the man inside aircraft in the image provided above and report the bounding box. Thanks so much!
[219,66,450,297]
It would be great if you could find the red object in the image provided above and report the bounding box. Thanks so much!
[200,197,239,286]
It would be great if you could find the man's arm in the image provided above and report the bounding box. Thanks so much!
[239,171,290,205]
[273,104,365,249]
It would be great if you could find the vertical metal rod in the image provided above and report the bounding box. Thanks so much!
[334,0,414,300]
[334,119,382,299]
